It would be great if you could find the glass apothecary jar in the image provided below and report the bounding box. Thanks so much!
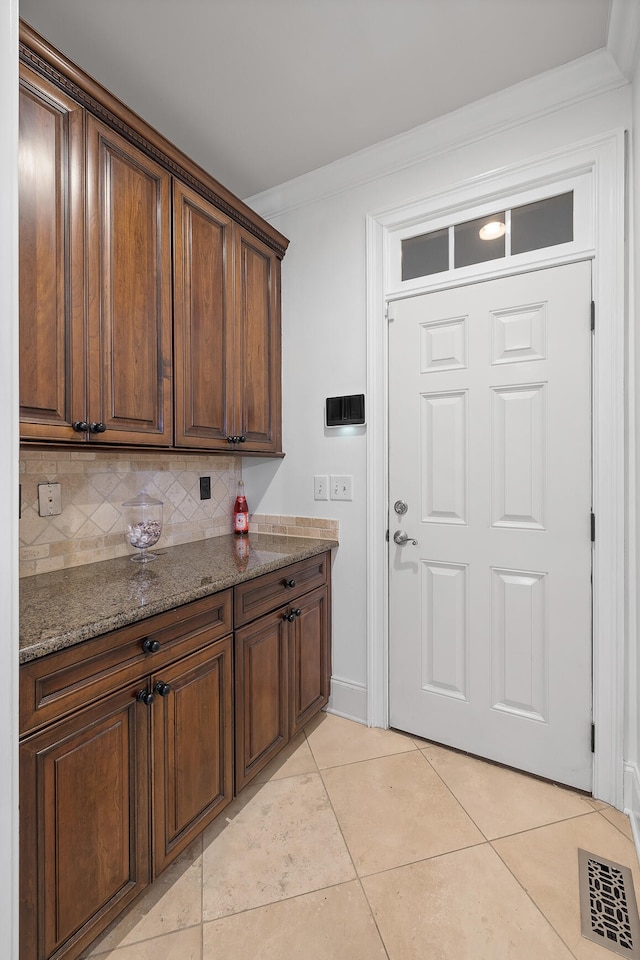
[122,491,163,562]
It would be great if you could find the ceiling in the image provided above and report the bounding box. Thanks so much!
[19,0,612,200]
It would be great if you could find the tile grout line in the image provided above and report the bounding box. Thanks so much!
[489,834,583,960]
[597,806,637,843]
[415,746,493,843]
[415,745,608,844]
[303,722,392,959]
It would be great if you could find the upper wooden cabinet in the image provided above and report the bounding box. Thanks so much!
[234,228,282,453]
[18,22,288,454]
[86,116,173,445]
[173,180,234,448]
[173,181,282,453]
[18,63,85,442]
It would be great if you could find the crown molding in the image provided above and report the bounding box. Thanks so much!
[607,0,640,78]
[246,49,627,219]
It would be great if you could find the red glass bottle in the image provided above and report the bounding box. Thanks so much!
[233,479,249,535]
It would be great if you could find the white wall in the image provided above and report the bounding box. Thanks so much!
[245,57,632,723]
[0,0,20,952]
[626,32,640,842]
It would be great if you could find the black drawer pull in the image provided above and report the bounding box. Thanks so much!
[284,578,296,589]
[142,638,160,654]
[153,680,171,697]
[136,689,154,706]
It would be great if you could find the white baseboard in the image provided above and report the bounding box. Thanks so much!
[327,676,367,724]
[623,761,640,862]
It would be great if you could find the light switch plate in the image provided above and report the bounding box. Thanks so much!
[314,475,329,501]
[38,482,62,517]
[330,475,353,501]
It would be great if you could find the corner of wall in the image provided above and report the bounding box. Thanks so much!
[328,676,367,725]
[624,762,640,863]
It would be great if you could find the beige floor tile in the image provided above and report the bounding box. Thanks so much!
[600,806,635,841]
[322,750,483,875]
[82,926,202,960]
[422,742,594,839]
[493,811,640,959]
[203,881,387,960]
[83,838,203,956]
[201,772,355,920]
[363,843,574,960]
[305,712,416,769]
[252,731,318,783]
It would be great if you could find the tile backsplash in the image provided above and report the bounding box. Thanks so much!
[19,449,338,577]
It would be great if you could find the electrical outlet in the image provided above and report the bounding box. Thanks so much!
[38,482,62,517]
[199,476,211,500]
[314,475,329,501]
[330,475,353,501]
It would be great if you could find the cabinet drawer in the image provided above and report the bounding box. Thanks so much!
[234,552,329,627]
[20,590,232,736]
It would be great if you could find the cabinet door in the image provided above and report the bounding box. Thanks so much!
[20,687,150,960]
[233,227,282,454]
[173,180,235,448]
[289,585,331,738]
[19,65,85,442]
[235,609,289,792]
[151,633,233,875]
[86,116,172,444]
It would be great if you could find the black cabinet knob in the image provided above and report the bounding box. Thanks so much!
[153,680,171,697]
[283,612,295,622]
[89,421,106,433]
[227,436,234,443]
[284,578,296,589]
[72,420,89,432]
[293,608,302,617]
[239,436,246,443]
[142,638,160,654]
[136,689,154,706]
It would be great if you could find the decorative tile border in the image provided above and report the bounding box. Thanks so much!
[249,514,339,540]
[19,450,339,577]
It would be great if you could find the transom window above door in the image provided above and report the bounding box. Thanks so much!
[401,191,574,281]
[388,173,592,296]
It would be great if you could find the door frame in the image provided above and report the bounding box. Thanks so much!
[365,131,627,807]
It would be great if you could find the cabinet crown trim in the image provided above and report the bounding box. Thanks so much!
[19,22,289,260]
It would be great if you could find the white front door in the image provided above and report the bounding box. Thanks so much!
[388,262,593,790]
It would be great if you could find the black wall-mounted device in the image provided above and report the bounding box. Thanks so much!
[325,394,366,427]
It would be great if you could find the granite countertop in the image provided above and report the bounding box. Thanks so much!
[19,533,338,664]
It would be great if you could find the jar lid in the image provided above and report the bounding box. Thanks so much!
[122,489,163,507]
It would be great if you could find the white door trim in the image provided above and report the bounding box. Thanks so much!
[365,130,627,807]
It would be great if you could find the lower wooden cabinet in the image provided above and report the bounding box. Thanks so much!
[289,585,330,738]
[151,634,233,875]
[19,685,151,960]
[19,620,234,960]
[235,609,290,792]
[19,552,331,960]
[234,555,331,792]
